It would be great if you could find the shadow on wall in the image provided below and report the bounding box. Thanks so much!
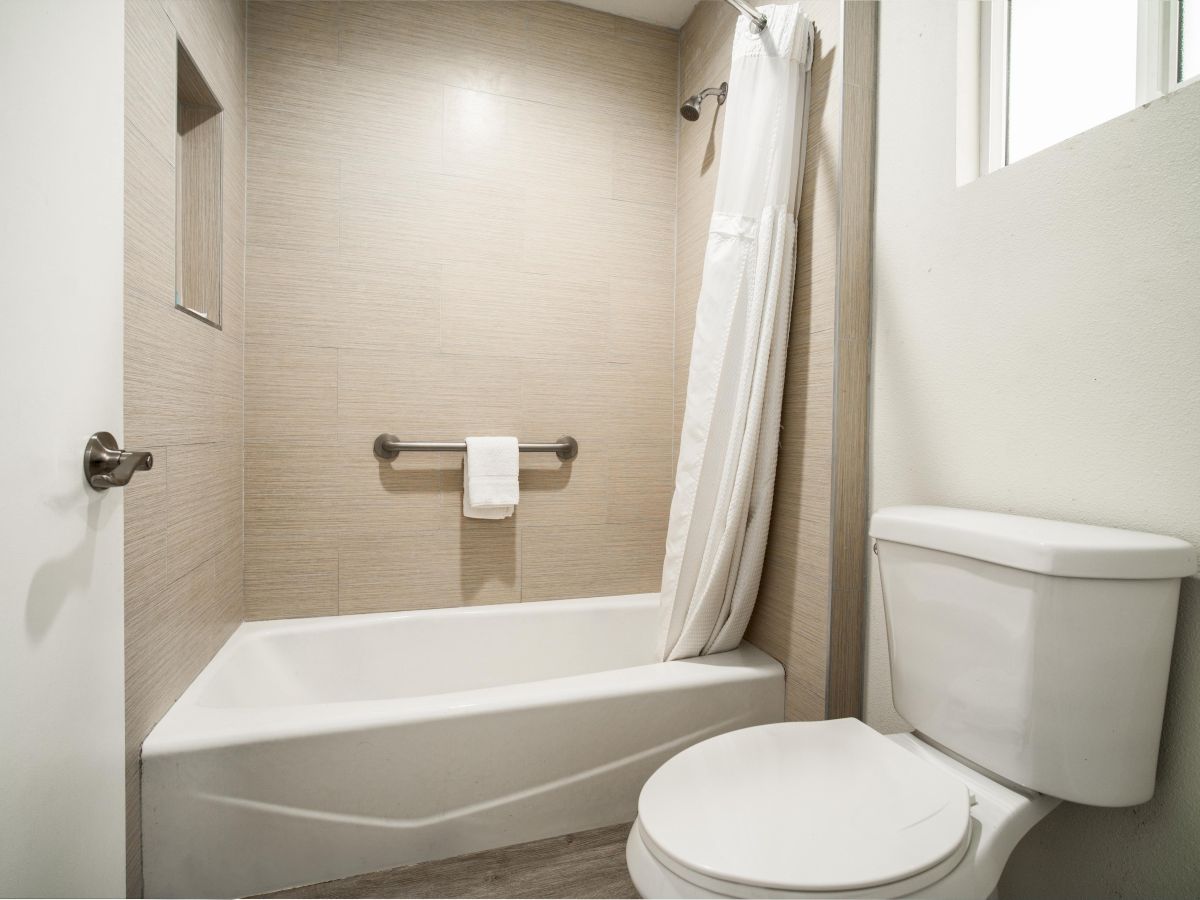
[459,458,577,601]
[519,458,576,495]
[375,460,445,496]
[459,515,519,603]
[25,489,110,643]
[865,255,943,505]
[372,453,578,604]
[703,103,720,174]
[459,458,575,603]
[1001,576,1200,897]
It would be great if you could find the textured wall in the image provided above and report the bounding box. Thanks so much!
[676,0,870,721]
[673,0,737,450]
[870,2,1200,896]
[243,2,678,618]
[123,0,246,894]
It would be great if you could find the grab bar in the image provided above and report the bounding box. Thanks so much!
[374,434,579,462]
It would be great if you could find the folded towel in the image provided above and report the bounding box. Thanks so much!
[462,436,519,520]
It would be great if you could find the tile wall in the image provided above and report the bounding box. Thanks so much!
[243,2,679,617]
[123,0,247,893]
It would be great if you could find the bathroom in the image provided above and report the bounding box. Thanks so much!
[2,0,1198,897]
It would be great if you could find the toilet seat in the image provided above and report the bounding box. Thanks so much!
[635,719,974,898]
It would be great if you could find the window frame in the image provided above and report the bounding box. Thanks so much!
[978,0,1195,175]
[978,0,1009,174]
[1174,0,1200,86]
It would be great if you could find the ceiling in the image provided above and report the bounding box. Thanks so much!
[566,0,700,29]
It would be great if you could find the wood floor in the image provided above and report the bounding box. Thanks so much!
[256,823,638,899]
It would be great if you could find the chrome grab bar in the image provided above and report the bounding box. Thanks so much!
[373,434,578,462]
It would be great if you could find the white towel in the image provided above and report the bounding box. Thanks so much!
[462,436,519,519]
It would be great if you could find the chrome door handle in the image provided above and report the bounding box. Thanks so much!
[84,431,153,490]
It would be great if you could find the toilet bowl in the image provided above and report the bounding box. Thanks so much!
[628,507,1195,899]
[625,719,1059,899]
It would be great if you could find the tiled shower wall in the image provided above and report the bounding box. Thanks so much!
[124,0,246,894]
[243,2,679,618]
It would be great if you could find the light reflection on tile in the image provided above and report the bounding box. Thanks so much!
[246,1,679,615]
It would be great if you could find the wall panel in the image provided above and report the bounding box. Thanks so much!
[123,1,246,893]
[244,2,678,618]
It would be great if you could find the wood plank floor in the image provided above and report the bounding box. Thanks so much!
[255,823,638,899]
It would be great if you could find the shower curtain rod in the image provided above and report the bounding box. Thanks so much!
[724,0,767,32]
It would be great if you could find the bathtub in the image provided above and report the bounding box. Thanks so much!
[141,593,783,898]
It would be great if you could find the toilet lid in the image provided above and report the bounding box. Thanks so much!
[637,718,972,894]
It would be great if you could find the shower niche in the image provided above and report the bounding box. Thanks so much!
[175,40,222,328]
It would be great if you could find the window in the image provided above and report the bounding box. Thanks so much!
[978,1,1198,172]
[1182,0,1200,82]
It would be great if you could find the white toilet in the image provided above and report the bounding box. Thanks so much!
[627,506,1196,899]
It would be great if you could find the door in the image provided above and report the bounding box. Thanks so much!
[0,1,126,896]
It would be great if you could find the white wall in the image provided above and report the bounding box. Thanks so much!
[869,2,1200,896]
[0,0,126,896]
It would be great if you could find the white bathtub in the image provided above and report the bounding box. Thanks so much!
[141,593,783,898]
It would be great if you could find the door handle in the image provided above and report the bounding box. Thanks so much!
[84,431,153,490]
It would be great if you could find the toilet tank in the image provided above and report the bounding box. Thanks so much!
[871,506,1195,807]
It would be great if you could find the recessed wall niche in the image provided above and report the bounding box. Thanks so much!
[175,40,222,328]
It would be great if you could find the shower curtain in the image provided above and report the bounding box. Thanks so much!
[658,4,814,661]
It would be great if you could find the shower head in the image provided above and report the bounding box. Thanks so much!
[679,82,728,121]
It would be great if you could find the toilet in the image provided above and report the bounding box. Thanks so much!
[627,506,1196,899]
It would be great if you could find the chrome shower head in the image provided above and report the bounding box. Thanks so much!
[679,82,728,122]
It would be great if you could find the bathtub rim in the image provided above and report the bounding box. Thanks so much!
[231,591,660,642]
[142,593,783,757]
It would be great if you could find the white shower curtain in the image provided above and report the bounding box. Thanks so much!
[658,4,814,661]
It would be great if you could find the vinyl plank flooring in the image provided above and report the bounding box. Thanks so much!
[256,823,637,899]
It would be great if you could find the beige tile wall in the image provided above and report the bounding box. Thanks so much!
[827,0,878,719]
[674,0,737,452]
[243,2,678,618]
[124,1,246,895]
[676,1,873,722]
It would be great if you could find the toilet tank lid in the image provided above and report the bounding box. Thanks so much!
[870,506,1197,579]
